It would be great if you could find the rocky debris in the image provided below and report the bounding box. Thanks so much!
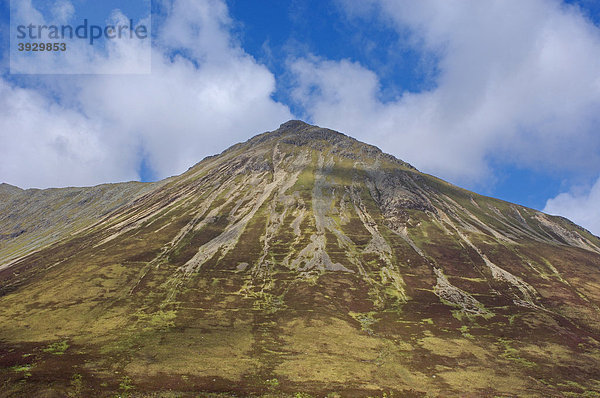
[348,183,408,300]
[349,185,393,266]
[253,154,309,279]
[3,121,600,398]
[449,219,539,307]
[3,119,599,325]
[535,213,600,254]
[434,268,489,315]
[366,170,436,220]
[290,233,353,274]
[183,149,307,274]
[440,195,515,243]
[287,154,352,274]
[290,199,307,237]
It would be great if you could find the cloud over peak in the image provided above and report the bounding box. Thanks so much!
[291,0,600,183]
[0,0,291,189]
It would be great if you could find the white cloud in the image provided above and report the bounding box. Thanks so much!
[291,0,600,184]
[51,0,75,23]
[9,10,153,75]
[0,79,139,188]
[544,176,600,236]
[0,0,292,188]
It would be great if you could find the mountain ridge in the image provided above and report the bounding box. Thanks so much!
[1,121,600,397]
[0,120,588,237]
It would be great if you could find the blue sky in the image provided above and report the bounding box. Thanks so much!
[227,0,599,211]
[1,0,600,235]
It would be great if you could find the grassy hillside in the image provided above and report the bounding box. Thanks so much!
[1,121,600,397]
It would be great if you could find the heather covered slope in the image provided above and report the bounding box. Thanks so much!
[1,120,600,397]
[0,181,158,270]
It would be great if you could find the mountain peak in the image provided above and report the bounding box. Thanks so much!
[2,121,600,397]
[235,120,417,171]
[278,119,312,130]
[0,183,24,199]
[250,119,349,144]
[0,182,22,191]
[276,119,347,140]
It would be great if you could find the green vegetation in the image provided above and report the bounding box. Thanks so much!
[459,325,474,339]
[498,338,537,368]
[42,340,69,355]
[10,364,33,374]
[1,121,600,396]
[135,309,177,330]
[349,311,377,334]
[119,375,134,397]
[265,378,279,387]
[68,373,83,397]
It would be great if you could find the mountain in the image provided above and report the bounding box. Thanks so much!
[1,120,600,397]
[0,182,159,271]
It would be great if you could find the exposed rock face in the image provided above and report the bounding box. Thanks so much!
[1,120,600,397]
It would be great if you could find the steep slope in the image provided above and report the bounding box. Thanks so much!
[1,120,600,397]
[0,181,159,270]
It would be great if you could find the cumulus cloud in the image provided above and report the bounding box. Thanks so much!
[0,0,292,188]
[544,177,600,236]
[291,0,600,184]
[9,8,152,74]
[51,0,75,23]
[0,79,139,188]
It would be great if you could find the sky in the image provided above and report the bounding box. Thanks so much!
[0,0,599,235]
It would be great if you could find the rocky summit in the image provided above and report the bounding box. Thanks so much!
[1,120,600,397]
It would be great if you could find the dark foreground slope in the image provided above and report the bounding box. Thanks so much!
[1,121,600,397]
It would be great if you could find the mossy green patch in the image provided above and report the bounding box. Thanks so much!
[349,311,377,334]
[42,340,69,355]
